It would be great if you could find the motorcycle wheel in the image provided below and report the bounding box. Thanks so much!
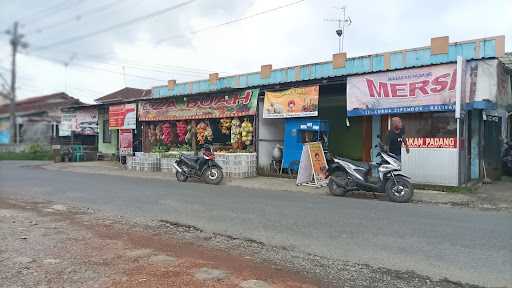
[328,171,349,196]
[202,166,223,185]
[385,175,414,203]
[176,170,188,182]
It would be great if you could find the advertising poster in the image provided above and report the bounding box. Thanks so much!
[59,111,75,136]
[347,63,457,116]
[307,142,328,181]
[138,89,259,121]
[109,103,136,129]
[263,86,319,118]
[119,129,133,155]
[296,142,328,186]
[75,108,98,135]
[0,120,10,144]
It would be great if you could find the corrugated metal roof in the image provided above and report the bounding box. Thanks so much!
[153,36,503,98]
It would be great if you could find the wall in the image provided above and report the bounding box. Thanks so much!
[257,99,284,170]
[401,148,459,186]
[98,109,118,155]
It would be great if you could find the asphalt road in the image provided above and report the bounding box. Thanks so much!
[1,161,511,287]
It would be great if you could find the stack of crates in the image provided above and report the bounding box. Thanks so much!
[139,154,161,172]
[160,157,175,173]
[220,153,257,178]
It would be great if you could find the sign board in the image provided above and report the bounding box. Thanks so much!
[109,103,136,129]
[406,137,457,148]
[347,63,457,116]
[60,109,98,136]
[0,120,9,144]
[138,89,259,121]
[75,108,98,135]
[119,129,133,155]
[296,142,328,187]
[263,86,319,118]
[59,111,75,136]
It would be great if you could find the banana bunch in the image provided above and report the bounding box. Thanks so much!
[241,118,253,145]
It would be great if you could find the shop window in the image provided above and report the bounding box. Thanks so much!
[103,115,112,143]
[398,112,457,138]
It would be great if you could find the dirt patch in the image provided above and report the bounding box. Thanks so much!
[0,199,318,288]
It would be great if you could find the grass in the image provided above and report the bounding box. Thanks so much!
[0,151,53,161]
[413,183,478,193]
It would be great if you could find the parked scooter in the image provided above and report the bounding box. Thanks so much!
[326,137,413,203]
[173,145,224,185]
[502,141,512,176]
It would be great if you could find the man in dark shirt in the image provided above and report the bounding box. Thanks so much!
[386,117,410,161]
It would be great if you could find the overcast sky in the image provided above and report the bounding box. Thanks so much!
[0,0,510,104]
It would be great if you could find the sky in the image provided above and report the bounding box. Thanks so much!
[0,0,511,104]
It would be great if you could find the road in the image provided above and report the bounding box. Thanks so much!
[1,161,511,287]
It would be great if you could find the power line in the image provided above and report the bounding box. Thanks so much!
[18,0,88,23]
[25,0,128,35]
[32,0,196,51]
[156,0,305,44]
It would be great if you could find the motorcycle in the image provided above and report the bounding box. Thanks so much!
[502,141,512,176]
[173,145,224,185]
[326,138,414,203]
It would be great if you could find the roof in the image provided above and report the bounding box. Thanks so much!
[152,35,504,98]
[94,87,151,104]
[0,92,83,115]
[499,52,512,71]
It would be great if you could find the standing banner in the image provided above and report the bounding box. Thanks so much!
[347,63,457,116]
[0,120,10,144]
[296,142,328,187]
[109,103,136,129]
[138,89,259,121]
[263,85,319,118]
[119,129,133,155]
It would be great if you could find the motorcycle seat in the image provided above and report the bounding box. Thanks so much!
[337,157,370,171]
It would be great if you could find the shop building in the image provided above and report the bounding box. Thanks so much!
[148,35,507,185]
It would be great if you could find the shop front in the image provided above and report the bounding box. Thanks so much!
[135,89,259,177]
[58,107,99,161]
[107,103,137,162]
[346,59,511,186]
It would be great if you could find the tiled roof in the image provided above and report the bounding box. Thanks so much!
[0,92,83,115]
[94,87,151,103]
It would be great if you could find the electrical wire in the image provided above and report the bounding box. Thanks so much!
[25,0,128,35]
[32,0,196,51]
[156,0,305,44]
[17,0,89,23]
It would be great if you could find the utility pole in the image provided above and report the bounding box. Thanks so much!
[5,21,28,144]
[325,6,352,52]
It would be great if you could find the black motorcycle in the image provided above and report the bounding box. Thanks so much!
[503,141,512,176]
[173,145,224,185]
[326,140,413,203]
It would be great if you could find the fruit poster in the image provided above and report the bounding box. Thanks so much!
[263,85,319,118]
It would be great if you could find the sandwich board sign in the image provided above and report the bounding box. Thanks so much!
[296,142,328,187]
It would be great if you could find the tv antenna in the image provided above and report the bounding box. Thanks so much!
[324,5,352,53]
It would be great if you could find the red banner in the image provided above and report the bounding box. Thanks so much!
[406,137,457,148]
[119,129,133,155]
[138,89,259,121]
[109,104,136,129]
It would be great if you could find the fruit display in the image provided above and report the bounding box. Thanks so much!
[231,118,242,149]
[155,123,163,141]
[176,121,188,143]
[148,124,157,144]
[161,122,173,145]
[196,121,213,144]
[185,122,193,144]
[219,118,232,135]
[241,118,253,145]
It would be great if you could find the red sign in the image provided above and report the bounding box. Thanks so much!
[138,89,259,121]
[119,129,133,155]
[109,104,136,129]
[406,137,457,148]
